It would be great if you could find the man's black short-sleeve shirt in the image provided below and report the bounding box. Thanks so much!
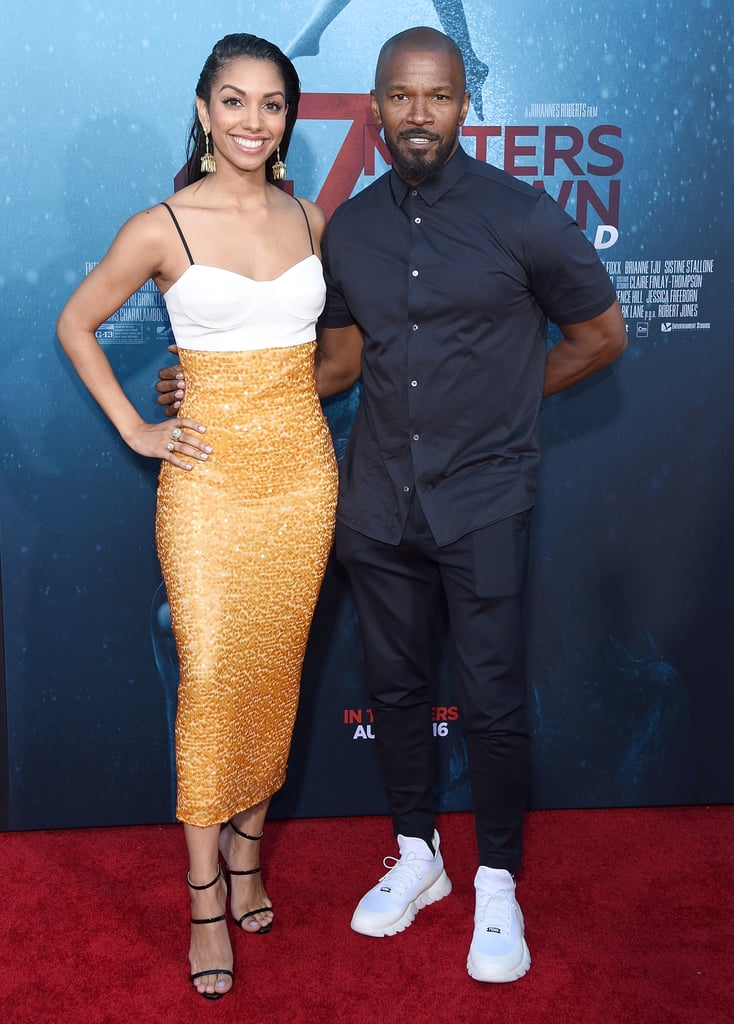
[320,145,617,546]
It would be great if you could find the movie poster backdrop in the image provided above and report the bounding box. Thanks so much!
[1,1,731,828]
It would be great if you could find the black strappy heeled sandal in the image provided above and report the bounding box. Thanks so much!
[224,822,274,935]
[187,865,234,1000]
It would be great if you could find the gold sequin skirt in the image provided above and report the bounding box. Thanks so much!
[155,342,337,826]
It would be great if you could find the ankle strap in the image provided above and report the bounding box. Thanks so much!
[187,863,222,890]
[230,821,264,841]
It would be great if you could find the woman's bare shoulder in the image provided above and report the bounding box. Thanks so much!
[294,195,326,224]
[104,201,191,283]
[293,195,327,243]
[119,202,176,241]
[94,205,171,269]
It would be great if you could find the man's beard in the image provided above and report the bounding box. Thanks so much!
[386,131,456,183]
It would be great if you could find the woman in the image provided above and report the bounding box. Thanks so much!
[57,33,338,1000]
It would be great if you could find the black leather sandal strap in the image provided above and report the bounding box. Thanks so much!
[187,864,222,891]
[230,821,264,841]
[191,969,234,982]
[237,907,272,926]
[191,912,226,925]
[226,865,261,876]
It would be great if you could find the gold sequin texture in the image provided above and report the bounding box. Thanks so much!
[155,342,337,826]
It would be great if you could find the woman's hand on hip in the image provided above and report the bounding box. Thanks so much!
[126,418,211,470]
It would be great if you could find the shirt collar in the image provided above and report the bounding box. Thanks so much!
[388,144,469,208]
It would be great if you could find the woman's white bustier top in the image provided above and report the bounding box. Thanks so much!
[162,254,326,352]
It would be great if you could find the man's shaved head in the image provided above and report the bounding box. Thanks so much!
[375,26,466,91]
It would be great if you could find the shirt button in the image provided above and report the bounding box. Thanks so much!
[414,217,422,224]
[411,189,418,196]
[411,323,419,331]
[411,270,419,277]
[410,380,418,387]
[403,485,411,492]
[413,434,420,441]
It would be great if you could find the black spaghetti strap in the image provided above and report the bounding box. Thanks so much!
[292,196,315,255]
[161,202,195,265]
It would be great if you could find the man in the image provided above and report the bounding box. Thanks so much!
[313,26,626,983]
[159,26,626,983]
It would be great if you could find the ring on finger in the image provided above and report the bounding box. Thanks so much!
[171,427,183,441]
[166,442,175,452]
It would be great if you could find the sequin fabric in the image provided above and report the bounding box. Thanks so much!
[155,342,337,826]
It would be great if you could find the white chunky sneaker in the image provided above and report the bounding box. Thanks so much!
[466,866,531,983]
[350,830,452,937]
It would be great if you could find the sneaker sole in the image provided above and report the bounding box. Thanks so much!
[350,869,452,937]
[466,939,531,983]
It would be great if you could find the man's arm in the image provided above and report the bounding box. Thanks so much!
[544,299,627,397]
[315,324,364,398]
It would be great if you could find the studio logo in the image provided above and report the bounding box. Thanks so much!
[661,322,673,332]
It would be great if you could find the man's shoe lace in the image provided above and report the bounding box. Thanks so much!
[476,889,513,935]
[377,853,425,895]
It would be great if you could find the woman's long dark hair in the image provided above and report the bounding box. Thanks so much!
[185,33,300,186]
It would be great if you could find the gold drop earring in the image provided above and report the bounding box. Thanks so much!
[200,131,217,174]
[271,145,286,181]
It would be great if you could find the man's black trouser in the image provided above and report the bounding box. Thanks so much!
[335,492,531,871]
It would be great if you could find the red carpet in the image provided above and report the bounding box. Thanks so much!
[1,807,731,1023]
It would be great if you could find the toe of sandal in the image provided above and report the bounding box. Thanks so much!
[237,907,274,934]
[190,968,234,1000]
